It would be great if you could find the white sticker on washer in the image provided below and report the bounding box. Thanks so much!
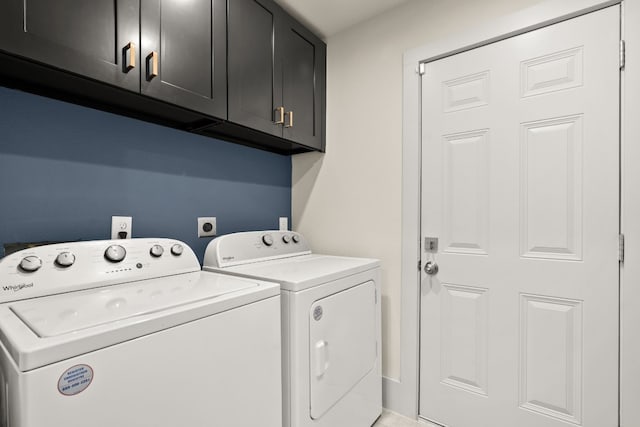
[58,364,94,396]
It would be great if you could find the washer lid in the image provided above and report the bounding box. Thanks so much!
[207,254,380,292]
[0,271,280,371]
[10,271,257,338]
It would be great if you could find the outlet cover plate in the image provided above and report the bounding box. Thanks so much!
[198,217,217,238]
[111,216,132,239]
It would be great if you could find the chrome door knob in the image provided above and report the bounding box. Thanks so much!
[424,261,439,275]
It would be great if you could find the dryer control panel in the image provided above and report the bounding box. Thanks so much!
[0,239,200,303]
[204,230,311,268]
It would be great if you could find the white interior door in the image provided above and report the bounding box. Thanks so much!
[419,6,620,427]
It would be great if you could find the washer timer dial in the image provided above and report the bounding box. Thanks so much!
[104,245,126,263]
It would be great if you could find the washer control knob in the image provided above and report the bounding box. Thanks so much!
[262,234,274,246]
[55,252,76,268]
[282,235,292,244]
[150,245,164,258]
[292,234,300,243]
[171,244,184,256]
[104,245,126,263]
[19,256,42,272]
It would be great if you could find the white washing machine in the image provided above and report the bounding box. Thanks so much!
[203,230,382,427]
[0,238,282,427]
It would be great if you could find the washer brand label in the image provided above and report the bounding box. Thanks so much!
[222,256,235,261]
[1,282,34,293]
[58,364,94,396]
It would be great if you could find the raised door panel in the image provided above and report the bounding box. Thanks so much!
[281,18,325,150]
[141,0,226,118]
[0,0,139,91]
[228,0,282,137]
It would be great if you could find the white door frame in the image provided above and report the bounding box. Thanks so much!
[393,1,640,424]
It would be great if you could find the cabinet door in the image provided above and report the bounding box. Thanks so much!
[281,18,326,150]
[0,0,140,91]
[141,0,226,118]
[228,0,283,137]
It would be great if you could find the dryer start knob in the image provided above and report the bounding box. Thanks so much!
[262,234,274,246]
[171,244,184,256]
[292,234,300,243]
[55,252,76,268]
[282,235,291,244]
[19,255,42,272]
[104,245,126,263]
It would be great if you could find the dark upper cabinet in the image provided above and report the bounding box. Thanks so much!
[0,0,226,118]
[141,0,227,118]
[0,0,140,92]
[280,16,325,150]
[0,0,324,154]
[228,0,326,151]
[228,0,282,138]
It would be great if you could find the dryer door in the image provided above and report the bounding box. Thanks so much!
[309,280,377,419]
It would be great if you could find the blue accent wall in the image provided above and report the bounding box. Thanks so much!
[0,86,291,262]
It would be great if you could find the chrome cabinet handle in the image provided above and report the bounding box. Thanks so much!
[285,110,293,128]
[424,261,439,275]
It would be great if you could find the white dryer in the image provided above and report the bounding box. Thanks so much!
[0,238,282,427]
[203,230,382,427]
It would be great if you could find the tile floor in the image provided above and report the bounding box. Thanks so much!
[373,410,426,427]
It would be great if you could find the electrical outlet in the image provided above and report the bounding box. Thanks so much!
[198,217,216,238]
[279,217,288,231]
[111,216,132,239]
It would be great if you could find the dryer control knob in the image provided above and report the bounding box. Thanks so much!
[262,234,274,246]
[292,234,300,243]
[104,245,126,263]
[150,245,164,258]
[19,255,42,272]
[282,235,291,244]
[171,244,184,256]
[55,252,76,268]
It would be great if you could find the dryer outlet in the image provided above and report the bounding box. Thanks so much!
[198,217,217,238]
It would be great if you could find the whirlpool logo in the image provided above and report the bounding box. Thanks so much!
[2,283,34,292]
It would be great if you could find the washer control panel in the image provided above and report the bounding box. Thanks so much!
[0,238,199,303]
[204,230,311,268]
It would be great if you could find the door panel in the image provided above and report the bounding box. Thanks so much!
[228,0,282,136]
[141,0,226,118]
[0,0,139,91]
[160,1,212,97]
[419,6,620,427]
[26,1,116,63]
[282,22,324,150]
